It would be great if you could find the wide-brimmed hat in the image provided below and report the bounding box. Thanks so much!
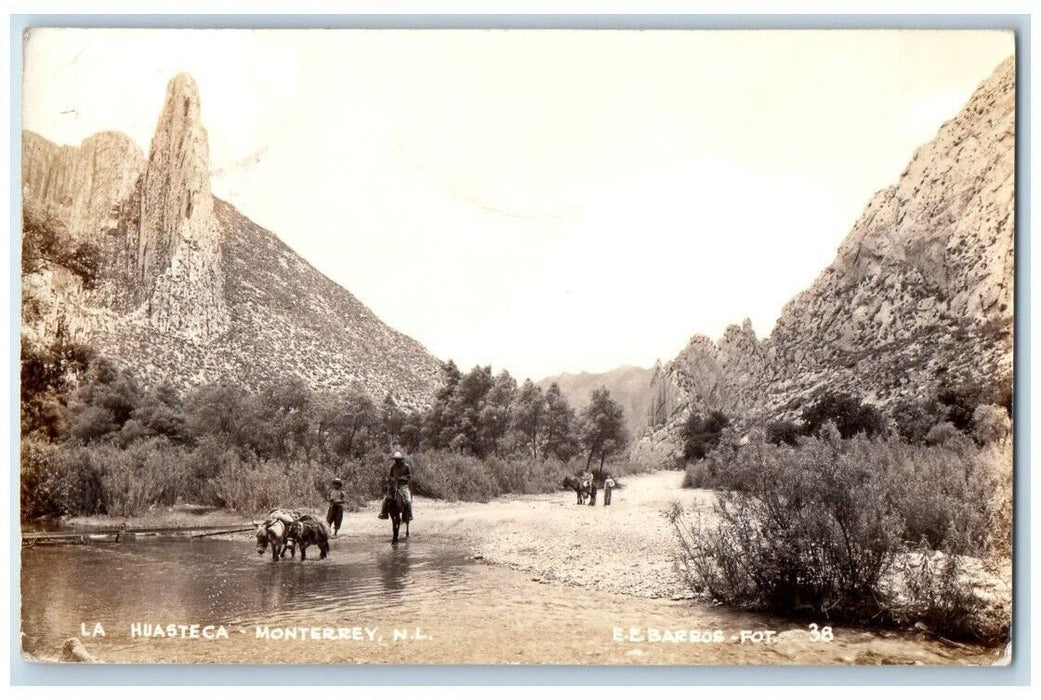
[393,451,404,460]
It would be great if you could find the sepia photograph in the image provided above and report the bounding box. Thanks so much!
[17,26,1016,667]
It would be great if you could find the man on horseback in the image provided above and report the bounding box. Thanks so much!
[378,451,413,522]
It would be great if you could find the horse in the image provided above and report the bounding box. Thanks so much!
[255,509,300,561]
[562,475,594,505]
[286,515,330,560]
[384,486,411,544]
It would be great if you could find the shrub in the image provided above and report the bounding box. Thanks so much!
[682,410,730,461]
[96,439,194,517]
[973,404,1011,445]
[937,382,988,432]
[675,431,902,621]
[765,420,801,446]
[210,456,326,516]
[673,432,1012,640]
[801,392,886,439]
[897,543,994,643]
[682,459,716,489]
[889,398,944,444]
[924,421,961,446]
[20,440,106,519]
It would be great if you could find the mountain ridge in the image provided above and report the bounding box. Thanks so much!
[21,74,442,408]
[634,54,1015,462]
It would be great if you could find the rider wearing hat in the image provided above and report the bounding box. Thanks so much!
[326,477,346,536]
[378,451,413,521]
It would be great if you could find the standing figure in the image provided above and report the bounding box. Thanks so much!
[602,473,615,506]
[326,477,346,537]
[581,468,597,506]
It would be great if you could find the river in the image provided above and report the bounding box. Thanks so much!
[20,532,1003,666]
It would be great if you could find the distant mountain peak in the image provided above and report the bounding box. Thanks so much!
[21,73,442,406]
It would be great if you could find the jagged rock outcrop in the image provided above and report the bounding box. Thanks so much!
[21,73,442,408]
[635,55,1016,461]
[133,73,228,339]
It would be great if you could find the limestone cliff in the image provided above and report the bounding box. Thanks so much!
[636,55,1016,460]
[133,73,228,340]
[21,74,441,408]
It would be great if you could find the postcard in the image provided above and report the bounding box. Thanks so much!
[18,27,1015,666]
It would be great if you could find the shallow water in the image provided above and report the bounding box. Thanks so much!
[19,533,1001,666]
[21,534,475,655]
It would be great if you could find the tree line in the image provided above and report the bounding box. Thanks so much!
[21,337,631,518]
[680,381,1013,463]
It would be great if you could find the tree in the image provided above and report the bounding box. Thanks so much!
[479,370,517,456]
[973,404,1011,444]
[380,393,405,447]
[542,383,580,464]
[765,419,801,447]
[889,397,943,444]
[580,387,628,475]
[20,330,93,439]
[447,365,494,456]
[129,381,188,444]
[259,376,315,461]
[421,360,463,450]
[67,358,143,444]
[511,380,546,459]
[184,383,258,453]
[937,380,996,433]
[801,392,885,440]
[315,386,377,461]
[682,410,731,460]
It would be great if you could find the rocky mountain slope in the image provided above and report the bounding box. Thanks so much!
[635,55,1016,462]
[537,365,656,436]
[21,74,441,407]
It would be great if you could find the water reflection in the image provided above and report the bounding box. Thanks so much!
[21,536,471,657]
[376,542,412,598]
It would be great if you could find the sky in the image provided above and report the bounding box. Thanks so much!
[22,29,1014,381]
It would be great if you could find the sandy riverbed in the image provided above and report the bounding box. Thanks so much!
[346,469,711,599]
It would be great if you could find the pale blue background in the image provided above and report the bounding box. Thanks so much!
[8,13,1031,686]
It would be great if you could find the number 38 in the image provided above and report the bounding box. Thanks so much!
[808,624,834,642]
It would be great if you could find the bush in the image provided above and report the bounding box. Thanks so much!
[20,440,106,519]
[210,456,327,516]
[897,544,996,643]
[673,431,1012,640]
[889,398,944,444]
[675,430,902,621]
[765,420,801,446]
[682,410,730,461]
[801,392,886,439]
[973,404,1011,445]
[407,451,567,502]
[937,382,988,433]
[95,439,194,517]
[682,460,716,489]
[924,421,962,446]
